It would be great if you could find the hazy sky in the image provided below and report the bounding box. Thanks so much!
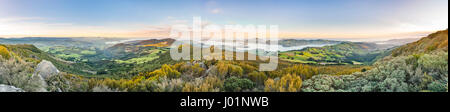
[0,0,448,38]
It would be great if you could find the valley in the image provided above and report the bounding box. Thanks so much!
[0,29,448,92]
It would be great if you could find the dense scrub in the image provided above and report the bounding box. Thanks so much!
[302,51,448,92]
[0,57,82,92]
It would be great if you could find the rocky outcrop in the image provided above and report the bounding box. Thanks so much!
[0,84,24,92]
[34,60,60,79]
[186,61,207,69]
[32,60,61,92]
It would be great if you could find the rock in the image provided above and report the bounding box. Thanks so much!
[186,61,207,69]
[0,84,24,92]
[34,60,60,79]
[32,60,61,92]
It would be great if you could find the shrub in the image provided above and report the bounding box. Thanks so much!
[178,63,205,78]
[224,77,254,92]
[143,64,181,80]
[264,74,303,92]
[248,71,267,85]
[0,46,11,59]
[182,76,223,92]
[302,51,448,92]
[0,58,45,92]
[216,61,243,78]
[152,77,184,92]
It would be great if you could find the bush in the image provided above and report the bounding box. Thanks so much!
[0,46,11,59]
[265,74,303,92]
[302,51,448,92]
[216,61,243,78]
[152,77,184,92]
[177,63,205,78]
[182,76,223,92]
[224,77,254,92]
[0,58,45,92]
[248,71,267,85]
[143,64,181,80]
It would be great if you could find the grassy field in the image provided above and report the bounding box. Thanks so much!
[115,49,167,64]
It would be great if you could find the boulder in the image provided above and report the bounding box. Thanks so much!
[0,84,24,92]
[32,60,60,92]
[34,60,60,79]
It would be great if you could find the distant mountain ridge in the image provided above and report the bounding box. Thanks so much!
[279,39,342,47]
[0,37,120,50]
[105,38,175,58]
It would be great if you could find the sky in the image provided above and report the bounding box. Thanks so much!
[0,0,448,39]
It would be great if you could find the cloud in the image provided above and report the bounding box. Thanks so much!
[0,17,47,22]
[210,8,221,14]
[0,16,173,38]
[0,17,75,37]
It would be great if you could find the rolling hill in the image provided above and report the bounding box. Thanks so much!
[103,38,175,59]
[279,39,342,47]
[279,42,387,65]
[391,29,448,57]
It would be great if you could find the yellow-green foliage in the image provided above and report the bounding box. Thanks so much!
[264,74,302,92]
[269,64,370,79]
[316,65,371,76]
[248,71,267,85]
[0,45,11,59]
[234,61,258,74]
[216,61,244,78]
[86,77,144,92]
[115,49,166,64]
[142,64,181,80]
[280,64,319,79]
[177,63,205,77]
